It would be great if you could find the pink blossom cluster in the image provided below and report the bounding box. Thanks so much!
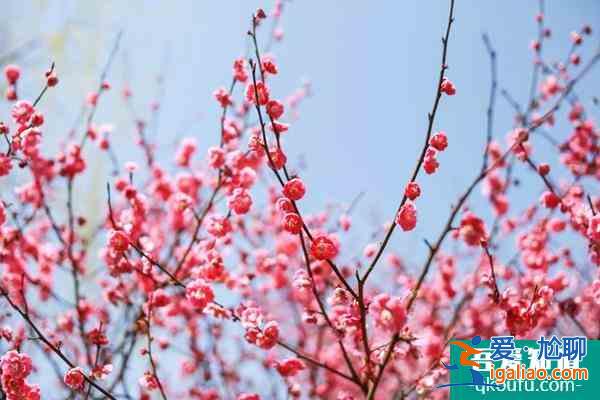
[0,351,40,400]
[0,2,599,399]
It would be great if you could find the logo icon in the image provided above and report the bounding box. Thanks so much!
[437,336,501,389]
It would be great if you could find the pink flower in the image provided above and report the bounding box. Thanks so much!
[4,65,20,84]
[440,78,456,95]
[282,213,302,234]
[11,100,34,125]
[185,279,214,311]
[275,358,305,377]
[87,328,109,346]
[269,121,289,134]
[239,167,257,189]
[549,218,566,233]
[22,385,40,400]
[459,212,487,246]
[151,289,171,308]
[208,146,225,169]
[227,188,253,215]
[262,58,278,75]
[108,230,130,253]
[0,351,40,400]
[246,82,270,105]
[276,197,294,213]
[269,147,287,169]
[139,371,159,391]
[207,214,232,238]
[91,364,113,381]
[1,351,33,380]
[233,58,248,82]
[396,202,417,231]
[363,243,378,258]
[310,235,338,260]
[257,321,279,349]
[64,367,85,391]
[86,91,99,106]
[538,163,550,176]
[430,132,448,151]
[540,191,560,209]
[266,100,284,119]
[237,394,260,400]
[171,192,192,212]
[282,178,306,201]
[404,181,421,201]
[588,215,600,242]
[339,214,352,231]
[0,155,11,176]
[371,293,406,332]
[176,138,197,167]
[5,85,16,101]
[46,73,58,87]
[0,202,5,227]
[255,8,267,19]
[423,149,439,174]
[540,75,562,98]
[213,87,232,107]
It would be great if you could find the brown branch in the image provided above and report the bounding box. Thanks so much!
[482,245,501,303]
[367,14,600,400]
[365,2,456,398]
[107,184,359,386]
[481,33,498,171]
[360,0,456,286]
[588,195,597,215]
[526,0,546,116]
[0,288,117,400]
[144,304,168,400]
[275,339,355,383]
[247,40,357,299]
[80,30,123,148]
[408,46,600,315]
[298,231,366,392]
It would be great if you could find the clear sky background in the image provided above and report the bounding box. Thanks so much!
[2,0,600,268]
